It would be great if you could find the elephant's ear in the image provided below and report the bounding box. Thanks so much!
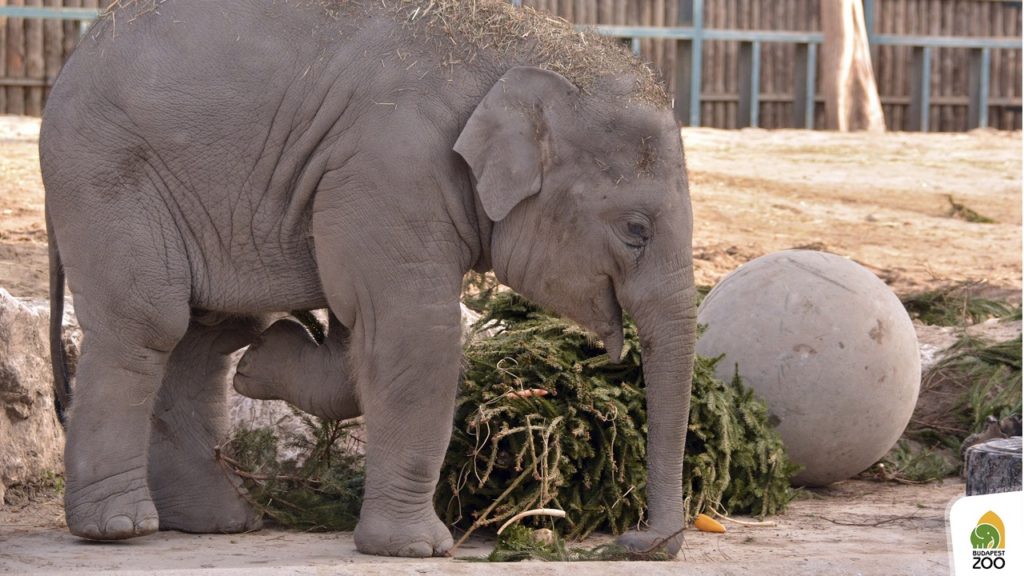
[454,67,579,222]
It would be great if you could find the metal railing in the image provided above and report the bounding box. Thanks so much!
[0,5,97,20]
[2,1,1021,131]
[593,0,1021,130]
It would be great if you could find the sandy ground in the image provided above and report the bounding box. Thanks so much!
[1,117,1021,299]
[684,127,1022,295]
[0,480,964,575]
[0,116,1020,573]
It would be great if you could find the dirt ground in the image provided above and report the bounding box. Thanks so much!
[1,117,1021,299]
[0,116,1020,573]
[683,127,1021,295]
[0,479,964,575]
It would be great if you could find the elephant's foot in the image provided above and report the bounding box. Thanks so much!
[151,454,262,534]
[615,526,684,557]
[65,474,158,540]
[354,510,454,557]
[156,494,262,534]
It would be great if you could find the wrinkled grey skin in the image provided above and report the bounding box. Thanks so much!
[42,0,696,558]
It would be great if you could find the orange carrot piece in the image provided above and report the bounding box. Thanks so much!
[694,513,727,533]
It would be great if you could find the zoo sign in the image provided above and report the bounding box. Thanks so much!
[949,491,1021,573]
[970,511,1006,569]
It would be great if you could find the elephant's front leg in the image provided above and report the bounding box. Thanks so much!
[233,313,361,421]
[350,301,462,557]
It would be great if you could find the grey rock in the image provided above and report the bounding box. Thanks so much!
[965,436,1023,496]
[0,289,66,503]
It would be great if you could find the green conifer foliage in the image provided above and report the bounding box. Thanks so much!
[439,292,797,538]
[226,291,797,539]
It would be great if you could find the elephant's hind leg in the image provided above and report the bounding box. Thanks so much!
[61,254,191,540]
[233,313,361,421]
[148,313,268,533]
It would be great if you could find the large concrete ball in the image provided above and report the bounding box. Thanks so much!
[695,250,920,486]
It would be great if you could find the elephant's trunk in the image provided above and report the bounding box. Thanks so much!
[619,261,697,551]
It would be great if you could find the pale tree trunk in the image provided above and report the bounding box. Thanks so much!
[820,0,886,131]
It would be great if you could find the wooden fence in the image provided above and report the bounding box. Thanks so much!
[521,0,1022,131]
[0,1,98,116]
[1,0,1021,130]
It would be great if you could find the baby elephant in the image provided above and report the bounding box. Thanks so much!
[43,0,696,557]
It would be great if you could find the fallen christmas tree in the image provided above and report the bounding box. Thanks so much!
[439,292,796,540]
[223,291,797,540]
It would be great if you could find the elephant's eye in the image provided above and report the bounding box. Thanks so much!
[624,221,650,250]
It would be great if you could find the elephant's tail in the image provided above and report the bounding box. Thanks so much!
[47,210,71,428]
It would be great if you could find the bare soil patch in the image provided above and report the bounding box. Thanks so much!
[3,118,1020,300]
[685,127,1021,296]
[0,118,48,300]
[0,479,962,575]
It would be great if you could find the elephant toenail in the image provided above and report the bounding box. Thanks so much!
[104,515,134,537]
[138,517,159,534]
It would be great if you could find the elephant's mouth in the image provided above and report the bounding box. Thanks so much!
[596,279,625,363]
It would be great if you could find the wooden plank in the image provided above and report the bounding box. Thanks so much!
[997,2,1013,130]
[0,0,7,113]
[1012,0,1022,129]
[875,0,889,128]
[5,0,24,115]
[990,1,1003,129]
[799,0,809,123]
[704,0,713,128]
[640,0,650,74]
[942,0,955,131]
[63,0,81,59]
[929,0,941,130]
[650,0,659,75]
[691,0,703,126]
[24,0,41,115]
[665,0,678,95]
[771,0,785,127]
[761,0,773,126]
[893,0,905,128]
[727,0,738,128]
[714,0,725,127]
[781,0,794,127]
[697,0,709,126]
[661,0,671,76]
[43,0,60,104]
[662,0,709,125]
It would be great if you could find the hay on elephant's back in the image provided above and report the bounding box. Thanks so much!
[100,0,164,21]
[398,0,669,105]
